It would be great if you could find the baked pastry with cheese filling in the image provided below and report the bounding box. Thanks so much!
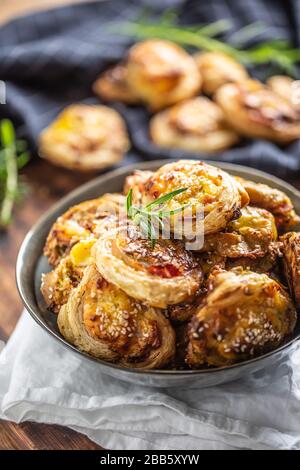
[135,160,249,239]
[58,264,176,369]
[94,224,203,308]
[39,104,130,171]
[200,206,277,258]
[123,170,154,206]
[44,193,125,267]
[150,97,239,153]
[235,177,300,231]
[93,63,139,104]
[280,231,300,308]
[41,239,96,313]
[126,40,201,110]
[226,242,281,274]
[194,51,248,95]
[267,75,300,108]
[215,79,300,143]
[187,269,297,367]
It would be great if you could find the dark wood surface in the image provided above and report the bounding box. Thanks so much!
[0,158,103,450]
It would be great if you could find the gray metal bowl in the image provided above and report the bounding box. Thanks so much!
[16,160,300,388]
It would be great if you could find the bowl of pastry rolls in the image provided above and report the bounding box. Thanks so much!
[16,159,300,387]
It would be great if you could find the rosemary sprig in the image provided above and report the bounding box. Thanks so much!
[0,119,30,229]
[126,187,188,247]
[118,16,300,75]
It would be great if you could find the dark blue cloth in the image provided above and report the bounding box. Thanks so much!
[0,0,300,176]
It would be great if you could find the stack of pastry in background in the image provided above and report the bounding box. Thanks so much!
[39,39,300,171]
[94,40,300,150]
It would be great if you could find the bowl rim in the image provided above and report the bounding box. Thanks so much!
[16,159,300,377]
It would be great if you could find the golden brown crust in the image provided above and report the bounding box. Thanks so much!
[267,76,300,108]
[39,104,130,171]
[44,193,125,267]
[235,177,300,231]
[187,269,297,367]
[138,160,249,238]
[41,256,84,314]
[280,231,300,308]
[201,206,277,258]
[226,241,281,273]
[94,224,203,308]
[126,40,201,110]
[123,170,154,206]
[150,97,239,153]
[41,239,96,313]
[58,265,176,369]
[215,79,300,143]
[195,52,248,95]
[93,63,139,104]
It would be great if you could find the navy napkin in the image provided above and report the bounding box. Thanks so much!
[0,0,300,176]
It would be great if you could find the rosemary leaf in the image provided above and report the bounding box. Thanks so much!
[145,187,187,210]
[0,119,30,229]
[118,15,300,73]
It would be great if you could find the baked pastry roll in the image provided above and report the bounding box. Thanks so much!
[58,264,176,369]
[267,75,300,108]
[149,97,239,153]
[41,239,95,313]
[280,232,300,308]
[187,269,297,367]
[94,224,202,308]
[123,170,154,206]
[194,52,248,95]
[126,40,201,110]
[136,160,249,238]
[93,63,139,104]
[215,79,300,143]
[235,177,300,231]
[201,206,277,258]
[226,241,281,273]
[44,193,125,267]
[39,104,130,170]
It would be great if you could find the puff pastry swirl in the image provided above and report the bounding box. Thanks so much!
[94,224,202,308]
[58,265,175,369]
[136,160,249,238]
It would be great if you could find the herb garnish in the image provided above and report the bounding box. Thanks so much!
[118,11,300,75]
[0,119,30,229]
[126,187,188,247]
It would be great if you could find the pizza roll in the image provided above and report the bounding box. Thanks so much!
[215,79,300,143]
[93,63,139,104]
[150,97,239,153]
[267,75,300,108]
[41,239,96,313]
[235,176,300,231]
[280,231,300,308]
[226,241,281,273]
[44,193,125,267]
[187,269,296,367]
[201,206,277,258]
[94,224,202,308]
[126,40,201,110]
[39,104,130,170]
[195,51,248,95]
[58,264,176,369]
[136,160,249,239]
[123,170,154,206]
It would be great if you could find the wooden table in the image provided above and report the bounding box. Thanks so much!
[0,159,103,449]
